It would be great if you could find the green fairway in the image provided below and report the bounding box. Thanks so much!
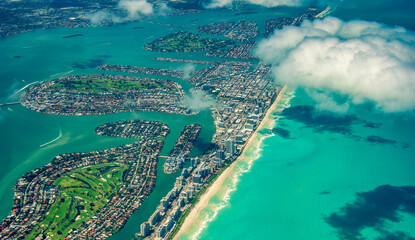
[27,162,129,239]
[145,31,234,52]
[50,78,171,92]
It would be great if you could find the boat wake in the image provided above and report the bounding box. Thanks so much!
[49,70,74,78]
[40,128,62,148]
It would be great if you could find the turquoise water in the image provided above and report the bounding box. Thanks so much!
[0,6,302,239]
[178,1,415,240]
[1,1,414,240]
[191,88,415,240]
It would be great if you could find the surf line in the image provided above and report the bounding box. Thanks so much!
[40,129,62,148]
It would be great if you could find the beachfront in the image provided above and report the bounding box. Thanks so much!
[173,85,288,239]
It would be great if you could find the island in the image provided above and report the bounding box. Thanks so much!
[0,6,329,240]
[95,120,171,140]
[0,120,169,239]
[197,21,235,35]
[21,74,190,116]
[265,8,323,37]
[164,124,202,174]
[144,31,234,52]
[0,0,203,38]
[224,20,259,42]
[97,64,185,79]
[198,20,258,42]
[205,42,257,59]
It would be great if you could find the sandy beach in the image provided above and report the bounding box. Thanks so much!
[173,85,288,240]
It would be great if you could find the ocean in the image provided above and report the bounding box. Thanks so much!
[183,87,415,240]
[176,1,415,240]
[0,1,414,240]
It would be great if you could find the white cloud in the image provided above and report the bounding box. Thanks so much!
[86,0,161,24]
[206,0,310,8]
[307,89,350,114]
[178,63,196,80]
[86,11,121,25]
[255,17,415,113]
[183,89,215,112]
[155,3,173,16]
[118,0,154,19]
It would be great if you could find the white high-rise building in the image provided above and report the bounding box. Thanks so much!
[226,138,235,156]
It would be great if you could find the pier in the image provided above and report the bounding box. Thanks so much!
[0,102,20,107]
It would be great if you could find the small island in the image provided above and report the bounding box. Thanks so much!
[197,21,235,35]
[144,31,234,52]
[164,124,202,174]
[0,120,169,239]
[21,74,190,116]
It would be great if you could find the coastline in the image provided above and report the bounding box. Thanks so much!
[173,84,288,240]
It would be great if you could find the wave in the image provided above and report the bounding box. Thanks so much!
[40,128,62,148]
[189,90,295,240]
[189,136,270,240]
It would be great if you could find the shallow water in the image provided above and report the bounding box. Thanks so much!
[1,1,414,239]
[186,86,415,240]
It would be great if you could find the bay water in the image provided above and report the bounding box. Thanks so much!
[1,1,414,239]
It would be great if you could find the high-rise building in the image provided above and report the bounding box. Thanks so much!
[140,222,150,237]
[226,139,235,156]
[216,150,225,160]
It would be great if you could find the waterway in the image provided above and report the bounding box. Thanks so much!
[1,1,414,240]
[177,1,415,240]
[0,6,303,239]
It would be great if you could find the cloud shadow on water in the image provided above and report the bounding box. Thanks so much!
[281,105,362,136]
[366,136,397,146]
[272,127,292,139]
[72,55,111,69]
[280,105,399,146]
[325,185,415,240]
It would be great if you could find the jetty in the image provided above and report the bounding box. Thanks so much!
[0,102,20,107]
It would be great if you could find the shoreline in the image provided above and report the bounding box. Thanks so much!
[173,84,288,239]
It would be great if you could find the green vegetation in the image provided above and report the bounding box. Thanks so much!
[27,162,129,239]
[50,78,172,92]
[145,31,234,52]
